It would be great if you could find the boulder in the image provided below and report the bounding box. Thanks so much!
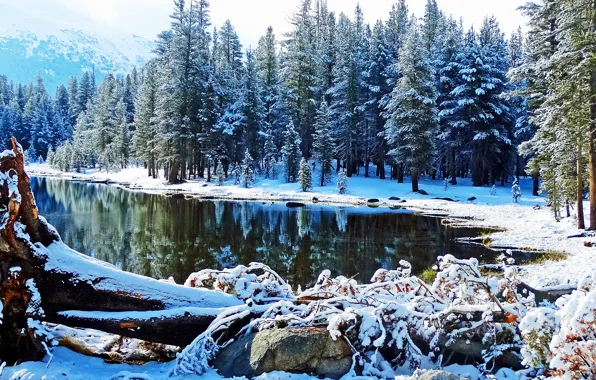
[418,189,429,195]
[213,327,352,379]
[367,198,380,203]
[312,197,320,204]
[171,193,185,200]
[389,196,400,201]
[415,370,467,380]
[467,196,477,201]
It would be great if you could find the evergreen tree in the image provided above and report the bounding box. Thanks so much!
[283,0,317,157]
[312,100,334,186]
[263,126,278,179]
[436,17,464,185]
[337,167,348,194]
[133,60,159,178]
[298,157,312,191]
[216,160,226,186]
[240,149,255,188]
[281,121,301,183]
[512,179,522,203]
[256,26,286,148]
[385,21,438,192]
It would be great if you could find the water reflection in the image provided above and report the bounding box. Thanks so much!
[31,177,493,287]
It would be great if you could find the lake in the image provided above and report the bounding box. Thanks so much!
[31,177,494,287]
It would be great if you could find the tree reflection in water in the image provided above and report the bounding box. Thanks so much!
[31,177,494,288]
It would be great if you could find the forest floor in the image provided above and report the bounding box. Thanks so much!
[25,163,593,291]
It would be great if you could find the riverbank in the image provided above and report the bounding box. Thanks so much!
[26,163,595,290]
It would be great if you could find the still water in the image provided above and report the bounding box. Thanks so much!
[31,177,494,287]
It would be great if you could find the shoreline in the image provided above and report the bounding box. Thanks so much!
[27,165,594,291]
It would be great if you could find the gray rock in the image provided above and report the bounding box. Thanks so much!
[213,327,352,379]
[418,189,429,195]
[415,370,467,380]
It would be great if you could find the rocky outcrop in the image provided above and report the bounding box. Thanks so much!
[213,327,352,379]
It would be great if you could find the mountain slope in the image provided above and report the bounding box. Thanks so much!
[0,0,154,91]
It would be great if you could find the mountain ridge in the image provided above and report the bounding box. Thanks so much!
[0,0,155,91]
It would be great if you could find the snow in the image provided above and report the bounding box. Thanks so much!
[26,162,596,291]
[0,347,353,380]
[39,241,243,310]
[0,0,154,89]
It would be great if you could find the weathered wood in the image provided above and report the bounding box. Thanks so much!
[50,308,221,347]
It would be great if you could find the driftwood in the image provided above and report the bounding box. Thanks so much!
[0,138,241,363]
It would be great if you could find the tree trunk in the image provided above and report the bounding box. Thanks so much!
[450,149,457,185]
[578,153,586,229]
[397,163,404,183]
[532,171,539,196]
[411,167,419,193]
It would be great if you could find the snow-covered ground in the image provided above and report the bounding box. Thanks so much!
[0,346,500,380]
[25,163,593,290]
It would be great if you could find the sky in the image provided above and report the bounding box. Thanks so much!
[47,0,527,48]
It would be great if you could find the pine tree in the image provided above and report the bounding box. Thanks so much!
[28,143,37,164]
[283,0,317,157]
[281,121,301,183]
[263,126,277,179]
[133,60,159,178]
[337,167,348,194]
[216,160,226,186]
[256,26,286,148]
[312,100,334,186]
[436,17,464,185]
[384,20,438,192]
[240,149,256,188]
[329,12,359,177]
[298,157,312,191]
[512,179,522,203]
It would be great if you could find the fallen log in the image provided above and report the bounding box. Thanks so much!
[0,138,241,363]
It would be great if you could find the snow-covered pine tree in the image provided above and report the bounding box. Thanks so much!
[231,164,242,186]
[436,17,464,185]
[216,160,226,186]
[240,49,263,162]
[283,0,317,158]
[512,179,522,203]
[490,185,497,196]
[384,20,438,193]
[54,84,72,142]
[282,121,301,183]
[133,60,159,178]
[46,145,54,167]
[67,76,79,126]
[256,26,286,150]
[312,100,334,186]
[337,167,348,194]
[298,157,312,191]
[240,149,256,188]
[263,126,277,179]
[365,20,391,180]
[27,143,37,165]
[329,12,359,177]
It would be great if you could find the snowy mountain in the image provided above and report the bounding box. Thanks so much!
[0,0,155,91]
